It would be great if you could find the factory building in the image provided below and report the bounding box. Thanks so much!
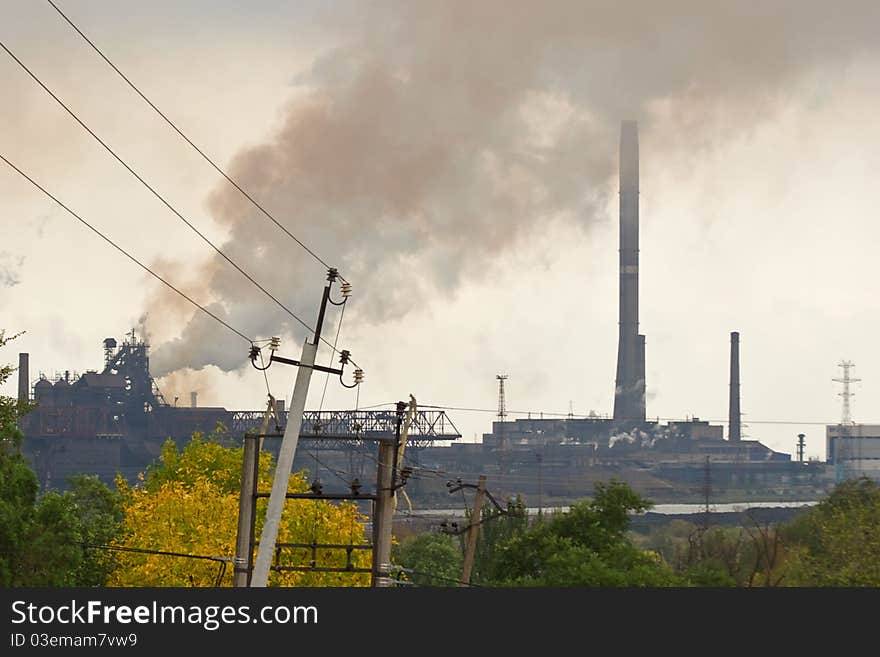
[826,425,880,482]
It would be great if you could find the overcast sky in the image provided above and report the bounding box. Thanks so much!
[3,1,880,461]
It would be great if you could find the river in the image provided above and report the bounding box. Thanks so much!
[395,500,820,518]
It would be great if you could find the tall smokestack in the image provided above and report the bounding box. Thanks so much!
[636,334,646,422]
[191,391,198,408]
[17,353,28,403]
[729,331,741,441]
[613,120,644,423]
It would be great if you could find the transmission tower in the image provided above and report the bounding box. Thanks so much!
[832,360,861,482]
[496,375,508,474]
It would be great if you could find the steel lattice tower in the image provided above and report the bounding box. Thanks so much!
[832,360,861,482]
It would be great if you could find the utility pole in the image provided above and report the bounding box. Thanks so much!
[233,433,260,587]
[702,455,711,531]
[372,437,396,587]
[250,269,350,587]
[460,475,486,587]
[536,452,544,518]
[496,375,508,475]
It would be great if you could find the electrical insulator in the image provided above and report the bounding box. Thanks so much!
[338,349,351,365]
[310,480,323,495]
[248,345,261,361]
[353,368,364,384]
[350,478,362,496]
[341,282,352,298]
[269,336,280,351]
[326,267,338,282]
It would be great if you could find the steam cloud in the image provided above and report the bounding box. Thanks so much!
[148,0,880,377]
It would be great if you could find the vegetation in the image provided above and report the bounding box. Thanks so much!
[393,531,462,586]
[1,330,122,585]
[8,325,880,588]
[109,432,371,586]
[487,481,679,586]
[780,477,880,586]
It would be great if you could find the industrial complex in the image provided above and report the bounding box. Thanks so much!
[16,121,853,506]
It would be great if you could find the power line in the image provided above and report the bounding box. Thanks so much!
[389,565,480,587]
[45,0,344,283]
[1,38,358,365]
[0,39,318,344]
[0,152,252,344]
[78,542,232,563]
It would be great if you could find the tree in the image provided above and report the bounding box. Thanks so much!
[488,480,680,586]
[0,330,123,586]
[780,477,880,586]
[470,494,529,584]
[393,531,462,586]
[108,433,371,586]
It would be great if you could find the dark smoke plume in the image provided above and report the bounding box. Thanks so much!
[148,0,880,377]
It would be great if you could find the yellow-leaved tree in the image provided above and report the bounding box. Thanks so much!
[108,432,370,586]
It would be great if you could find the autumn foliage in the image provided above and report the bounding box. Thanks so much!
[108,433,370,586]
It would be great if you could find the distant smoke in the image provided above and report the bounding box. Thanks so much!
[0,252,24,287]
[155,367,218,409]
[148,0,880,376]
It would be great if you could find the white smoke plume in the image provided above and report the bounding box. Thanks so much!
[148,0,880,376]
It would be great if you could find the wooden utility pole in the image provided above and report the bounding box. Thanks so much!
[460,475,487,586]
[233,433,260,587]
[372,438,396,587]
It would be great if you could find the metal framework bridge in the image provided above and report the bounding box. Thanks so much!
[229,409,461,449]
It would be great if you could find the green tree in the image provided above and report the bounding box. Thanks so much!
[488,480,680,586]
[0,330,124,586]
[781,477,880,586]
[393,531,463,586]
[470,494,529,584]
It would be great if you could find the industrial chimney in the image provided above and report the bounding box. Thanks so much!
[17,353,29,403]
[613,120,646,423]
[190,391,198,408]
[729,331,741,441]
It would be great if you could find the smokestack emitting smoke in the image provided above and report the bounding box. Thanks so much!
[729,331,741,441]
[613,120,645,423]
[141,1,880,379]
[17,353,28,403]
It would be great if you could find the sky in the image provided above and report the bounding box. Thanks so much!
[3,1,880,461]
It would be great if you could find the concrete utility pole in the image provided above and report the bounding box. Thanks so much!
[250,269,347,587]
[251,341,318,586]
[461,475,487,586]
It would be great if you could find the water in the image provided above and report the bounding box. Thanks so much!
[644,500,819,515]
[396,500,820,518]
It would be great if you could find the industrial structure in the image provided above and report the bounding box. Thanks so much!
[413,121,830,504]
[613,120,647,424]
[16,331,461,491]
[826,361,880,482]
[15,120,836,505]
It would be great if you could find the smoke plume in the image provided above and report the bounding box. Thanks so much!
[148,0,880,376]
